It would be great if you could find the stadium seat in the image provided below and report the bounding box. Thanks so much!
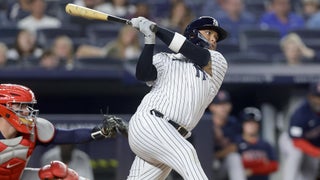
[86,23,122,47]
[246,39,282,58]
[0,26,20,48]
[225,52,270,64]
[290,29,320,42]
[244,0,267,19]
[74,56,123,70]
[36,25,87,48]
[239,28,281,51]
[216,42,241,54]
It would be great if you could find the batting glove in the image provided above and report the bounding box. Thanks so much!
[130,16,156,44]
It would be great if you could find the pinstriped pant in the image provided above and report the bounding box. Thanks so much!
[127,112,208,180]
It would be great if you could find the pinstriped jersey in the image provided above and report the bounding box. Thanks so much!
[136,50,227,131]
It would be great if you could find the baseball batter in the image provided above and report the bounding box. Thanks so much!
[127,16,228,179]
[0,83,127,180]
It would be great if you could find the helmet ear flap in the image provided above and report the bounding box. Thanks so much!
[188,29,210,49]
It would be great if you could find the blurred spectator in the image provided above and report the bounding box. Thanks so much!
[301,0,320,29]
[0,42,8,68]
[76,25,141,60]
[279,81,320,180]
[73,0,98,9]
[236,107,279,180]
[278,33,320,65]
[52,35,75,70]
[260,0,304,37]
[127,2,153,21]
[160,0,195,33]
[208,90,246,180]
[200,0,224,17]
[70,0,102,28]
[7,29,43,66]
[7,0,31,23]
[213,0,257,43]
[17,0,61,34]
[39,49,61,70]
[41,144,94,180]
[95,0,136,18]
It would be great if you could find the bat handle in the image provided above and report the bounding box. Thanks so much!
[126,20,158,33]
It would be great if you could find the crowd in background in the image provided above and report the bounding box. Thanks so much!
[0,0,320,70]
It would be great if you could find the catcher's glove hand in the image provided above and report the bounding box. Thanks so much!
[91,115,128,139]
[111,115,128,137]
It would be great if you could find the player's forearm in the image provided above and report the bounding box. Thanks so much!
[214,144,237,159]
[156,27,210,67]
[136,44,157,81]
[293,138,320,157]
[50,128,93,144]
[247,161,278,175]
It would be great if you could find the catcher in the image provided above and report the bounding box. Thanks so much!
[0,83,128,180]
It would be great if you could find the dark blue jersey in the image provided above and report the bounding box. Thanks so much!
[236,136,278,180]
[289,99,320,147]
[213,116,242,151]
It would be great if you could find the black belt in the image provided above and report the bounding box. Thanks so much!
[150,109,189,137]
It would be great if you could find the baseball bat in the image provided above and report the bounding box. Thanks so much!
[65,3,157,32]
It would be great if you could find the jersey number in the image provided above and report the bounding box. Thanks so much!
[194,64,207,80]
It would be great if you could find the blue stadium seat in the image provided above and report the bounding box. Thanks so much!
[290,29,320,42]
[239,28,281,51]
[36,24,87,48]
[217,42,240,54]
[0,26,20,48]
[75,56,123,70]
[244,0,267,19]
[86,23,122,47]
[225,52,270,64]
[246,39,282,58]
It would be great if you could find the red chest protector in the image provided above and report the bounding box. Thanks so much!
[0,118,54,180]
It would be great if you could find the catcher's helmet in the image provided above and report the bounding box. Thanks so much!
[241,107,262,123]
[184,16,228,48]
[0,84,38,134]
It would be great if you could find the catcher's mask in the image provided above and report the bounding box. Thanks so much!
[0,84,38,134]
[184,16,228,48]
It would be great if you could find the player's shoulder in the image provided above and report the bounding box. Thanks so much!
[291,99,312,118]
[208,49,224,57]
[208,50,227,63]
[36,117,55,143]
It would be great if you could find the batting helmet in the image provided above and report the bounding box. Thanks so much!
[184,16,228,48]
[241,107,262,123]
[0,84,38,134]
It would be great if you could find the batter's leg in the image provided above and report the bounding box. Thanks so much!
[127,156,171,180]
[128,113,208,180]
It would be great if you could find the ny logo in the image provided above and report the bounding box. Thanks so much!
[194,64,207,80]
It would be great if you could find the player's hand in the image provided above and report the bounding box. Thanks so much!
[91,115,128,139]
[38,160,79,180]
[245,168,253,177]
[111,115,128,137]
[130,16,156,44]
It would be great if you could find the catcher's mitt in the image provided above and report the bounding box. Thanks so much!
[91,115,128,139]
